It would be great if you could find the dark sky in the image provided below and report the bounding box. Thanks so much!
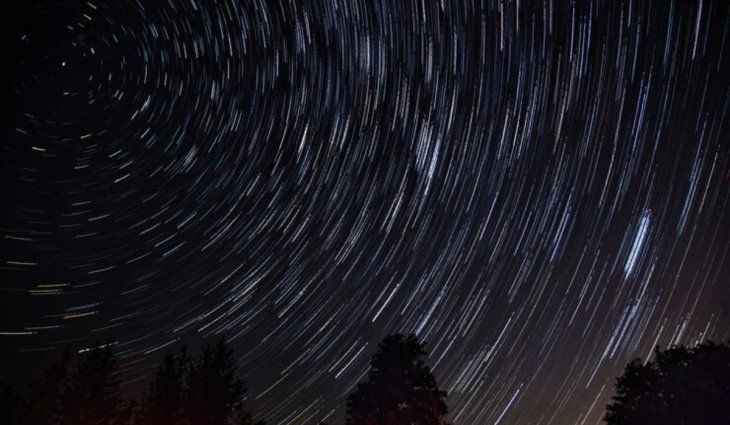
[1,0,729,424]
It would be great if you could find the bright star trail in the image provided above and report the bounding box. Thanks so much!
[1,1,729,424]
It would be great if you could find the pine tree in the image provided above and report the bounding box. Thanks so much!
[346,334,449,425]
[23,349,71,425]
[62,343,128,425]
[185,337,246,425]
[15,337,263,425]
[141,346,190,425]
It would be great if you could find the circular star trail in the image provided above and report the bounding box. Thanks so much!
[1,0,729,424]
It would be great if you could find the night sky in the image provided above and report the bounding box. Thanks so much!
[1,0,729,424]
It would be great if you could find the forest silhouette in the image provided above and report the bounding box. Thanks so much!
[1,336,728,424]
[605,341,730,424]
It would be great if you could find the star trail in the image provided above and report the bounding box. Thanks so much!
[1,0,729,424]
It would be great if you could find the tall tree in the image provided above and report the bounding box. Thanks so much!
[141,346,190,425]
[62,343,129,425]
[346,334,449,425]
[605,341,730,424]
[185,337,246,425]
[22,349,71,425]
[21,344,130,425]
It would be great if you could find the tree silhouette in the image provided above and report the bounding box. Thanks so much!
[62,343,130,425]
[22,349,71,425]
[605,341,730,424]
[184,337,248,425]
[11,337,263,425]
[138,337,262,425]
[21,344,130,425]
[346,334,449,425]
[140,346,190,425]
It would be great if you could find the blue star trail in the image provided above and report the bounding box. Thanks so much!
[1,0,728,424]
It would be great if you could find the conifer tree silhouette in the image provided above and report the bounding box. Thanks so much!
[184,337,247,425]
[14,337,263,425]
[23,349,71,425]
[141,346,190,425]
[21,344,130,425]
[346,334,450,425]
[62,343,129,425]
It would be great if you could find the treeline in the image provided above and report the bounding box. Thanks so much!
[605,340,730,424]
[1,335,728,424]
[0,334,451,425]
[0,338,263,425]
